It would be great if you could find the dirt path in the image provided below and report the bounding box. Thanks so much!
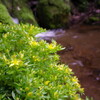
[55,25,100,100]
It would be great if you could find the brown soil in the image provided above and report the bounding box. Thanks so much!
[55,25,100,100]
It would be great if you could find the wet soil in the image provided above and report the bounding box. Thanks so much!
[54,25,100,100]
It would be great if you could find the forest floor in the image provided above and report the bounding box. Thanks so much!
[54,25,100,100]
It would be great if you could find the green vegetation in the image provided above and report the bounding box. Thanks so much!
[89,16,100,22]
[0,3,14,25]
[37,0,71,28]
[12,0,38,25]
[0,0,99,28]
[0,23,84,99]
[1,0,38,26]
[78,0,88,11]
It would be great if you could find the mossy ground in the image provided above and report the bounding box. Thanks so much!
[1,0,38,26]
[37,0,71,29]
[12,0,38,25]
[0,3,14,25]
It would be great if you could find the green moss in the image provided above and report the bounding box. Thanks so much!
[13,0,38,26]
[14,6,38,26]
[1,0,12,13]
[89,17,100,22]
[85,15,100,25]
[0,3,14,24]
[1,0,38,26]
[37,0,70,29]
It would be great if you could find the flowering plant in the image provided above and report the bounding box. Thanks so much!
[0,23,84,100]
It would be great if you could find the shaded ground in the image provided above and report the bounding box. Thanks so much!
[54,25,100,100]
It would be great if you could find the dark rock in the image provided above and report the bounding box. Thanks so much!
[36,0,71,29]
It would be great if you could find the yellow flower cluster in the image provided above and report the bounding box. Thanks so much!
[16,98,20,100]
[57,65,64,71]
[9,54,23,67]
[29,26,34,31]
[58,85,62,88]
[73,95,82,100]
[72,76,78,82]
[54,91,58,98]
[65,68,72,73]
[48,44,55,49]
[10,59,23,67]
[32,56,40,61]
[29,41,39,46]
[27,92,33,97]
[44,81,50,85]
[25,87,30,91]
[3,33,10,38]
[39,86,43,90]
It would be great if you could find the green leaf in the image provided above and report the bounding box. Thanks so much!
[16,89,21,95]
[12,91,15,100]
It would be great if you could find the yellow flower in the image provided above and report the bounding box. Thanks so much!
[54,92,58,98]
[3,33,10,38]
[20,88,23,91]
[27,92,33,97]
[64,77,67,80]
[73,95,82,100]
[57,67,63,71]
[29,41,38,46]
[57,65,65,71]
[32,56,40,61]
[75,82,81,88]
[10,59,23,67]
[72,76,78,82]
[80,88,84,93]
[30,26,34,31]
[49,85,53,89]
[57,66,64,71]
[65,68,72,73]
[39,86,43,90]
[25,87,30,91]
[12,59,20,65]
[16,98,19,100]
[44,81,50,85]
[65,68,68,73]
[48,44,55,49]
[58,85,62,88]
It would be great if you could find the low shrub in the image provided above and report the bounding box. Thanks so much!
[0,23,84,100]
